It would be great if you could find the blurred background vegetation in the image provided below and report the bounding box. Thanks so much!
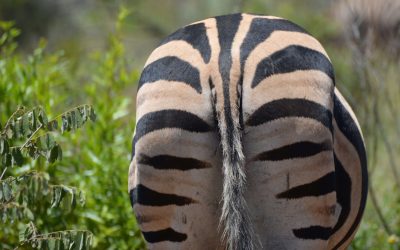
[0,0,399,249]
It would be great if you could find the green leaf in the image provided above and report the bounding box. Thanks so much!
[51,186,65,208]
[2,153,12,167]
[70,111,76,130]
[39,134,55,151]
[78,190,85,206]
[29,109,37,131]
[0,138,9,155]
[82,106,88,121]
[3,182,12,202]
[30,176,39,202]
[61,115,69,134]
[63,232,70,249]
[27,143,39,159]
[74,231,85,250]
[22,113,30,137]
[0,184,3,201]
[11,147,24,166]
[67,113,72,131]
[24,207,34,220]
[89,107,96,122]
[48,144,60,163]
[48,239,57,250]
[48,120,58,131]
[41,175,49,196]
[38,109,48,126]
[5,126,13,139]
[57,145,63,161]
[11,120,20,139]
[75,110,83,129]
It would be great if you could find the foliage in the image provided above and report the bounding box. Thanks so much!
[0,24,97,247]
[0,103,95,249]
[0,5,144,250]
[1,1,399,249]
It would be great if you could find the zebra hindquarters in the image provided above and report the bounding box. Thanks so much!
[327,88,368,250]
[128,74,223,248]
[242,69,337,249]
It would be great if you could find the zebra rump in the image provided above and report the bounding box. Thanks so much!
[128,13,367,250]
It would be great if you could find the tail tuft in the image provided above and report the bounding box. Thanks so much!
[212,89,259,250]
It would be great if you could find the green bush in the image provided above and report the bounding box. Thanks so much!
[1,1,399,249]
[0,6,144,250]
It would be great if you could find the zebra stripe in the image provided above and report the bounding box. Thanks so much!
[138,56,202,93]
[138,154,212,171]
[142,228,187,243]
[240,18,309,75]
[329,91,368,250]
[246,98,333,130]
[128,13,367,250]
[252,140,332,161]
[331,155,351,234]
[251,45,334,87]
[130,184,196,207]
[293,225,332,240]
[160,22,211,64]
[276,171,336,199]
[132,109,212,157]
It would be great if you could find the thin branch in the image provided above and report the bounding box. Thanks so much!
[49,103,92,122]
[368,183,392,235]
[8,104,93,151]
[0,167,7,181]
[2,106,25,132]
[19,124,43,149]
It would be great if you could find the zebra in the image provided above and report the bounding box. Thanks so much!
[128,13,368,250]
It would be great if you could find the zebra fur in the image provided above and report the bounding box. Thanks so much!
[213,14,259,250]
[128,13,368,250]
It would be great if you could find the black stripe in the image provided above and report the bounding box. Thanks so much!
[130,184,195,206]
[131,109,212,158]
[246,98,332,131]
[293,226,332,240]
[138,56,202,93]
[160,23,211,63]
[252,45,334,88]
[142,228,187,243]
[276,171,335,199]
[138,154,212,170]
[331,94,368,249]
[331,155,352,234]
[253,140,332,161]
[216,13,242,151]
[240,18,308,74]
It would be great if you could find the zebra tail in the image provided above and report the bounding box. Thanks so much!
[211,79,258,250]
